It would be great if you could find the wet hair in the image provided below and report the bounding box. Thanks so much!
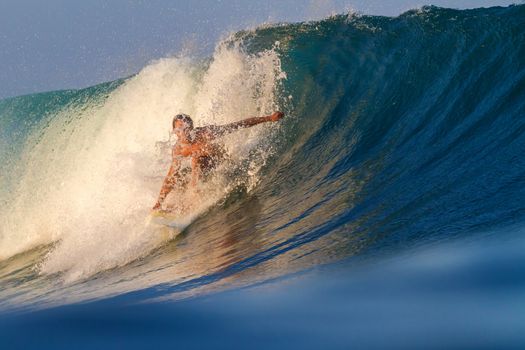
[172,114,194,129]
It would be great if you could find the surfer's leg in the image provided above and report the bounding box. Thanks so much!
[199,154,223,178]
[188,152,224,188]
[190,156,202,187]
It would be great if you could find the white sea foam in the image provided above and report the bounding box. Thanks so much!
[0,42,284,282]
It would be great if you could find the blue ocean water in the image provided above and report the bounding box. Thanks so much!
[1,5,525,349]
[1,230,524,349]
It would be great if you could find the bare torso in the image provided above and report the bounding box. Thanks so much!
[172,127,227,182]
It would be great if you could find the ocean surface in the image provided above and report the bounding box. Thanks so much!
[1,5,525,349]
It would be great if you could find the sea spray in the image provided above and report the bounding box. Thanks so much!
[0,43,285,282]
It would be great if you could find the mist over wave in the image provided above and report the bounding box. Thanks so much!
[1,5,524,310]
[0,43,284,282]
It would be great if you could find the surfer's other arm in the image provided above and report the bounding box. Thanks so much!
[153,160,181,210]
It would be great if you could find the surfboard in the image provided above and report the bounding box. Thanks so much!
[148,209,189,230]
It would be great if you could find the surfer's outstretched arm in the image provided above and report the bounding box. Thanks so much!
[226,111,284,130]
[205,111,284,139]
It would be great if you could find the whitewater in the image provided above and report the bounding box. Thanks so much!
[1,6,525,338]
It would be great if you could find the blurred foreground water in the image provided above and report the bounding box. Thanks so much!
[2,227,524,349]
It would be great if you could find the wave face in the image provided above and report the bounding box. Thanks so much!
[1,5,525,309]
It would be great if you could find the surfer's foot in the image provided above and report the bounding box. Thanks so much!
[152,202,161,210]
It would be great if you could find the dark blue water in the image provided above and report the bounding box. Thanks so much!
[1,5,525,349]
[1,229,524,349]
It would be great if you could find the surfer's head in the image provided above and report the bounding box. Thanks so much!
[172,114,194,130]
[172,114,194,141]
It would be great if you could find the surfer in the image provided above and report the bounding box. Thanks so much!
[153,111,284,210]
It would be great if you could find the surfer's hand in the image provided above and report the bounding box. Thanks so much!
[268,111,284,122]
